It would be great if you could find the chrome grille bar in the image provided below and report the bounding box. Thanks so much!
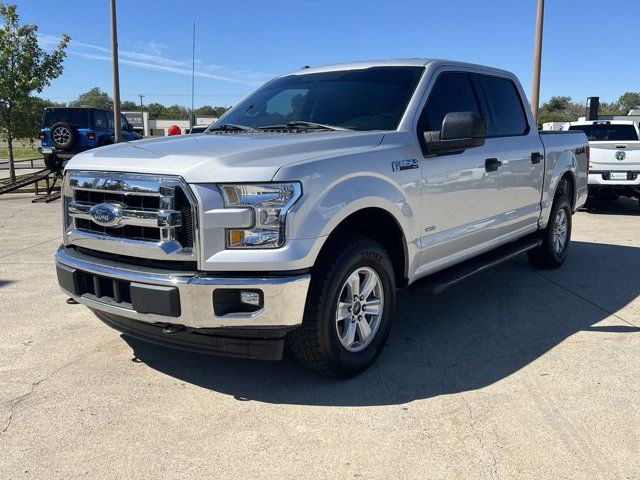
[68,201,183,228]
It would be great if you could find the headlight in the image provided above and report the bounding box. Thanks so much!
[219,183,302,248]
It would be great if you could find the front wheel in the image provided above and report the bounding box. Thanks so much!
[528,194,572,269]
[288,235,396,378]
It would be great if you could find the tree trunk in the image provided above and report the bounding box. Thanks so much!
[7,127,16,184]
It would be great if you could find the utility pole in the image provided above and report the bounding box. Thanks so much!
[139,94,145,137]
[110,0,122,142]
[531,0,545,123]
[190,22,196,130]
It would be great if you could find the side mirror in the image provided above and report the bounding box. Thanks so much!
[423,111,486,155]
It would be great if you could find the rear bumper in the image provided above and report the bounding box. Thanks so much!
[55,246,310,358]
[588,171,640,186]
[39,146,92,158]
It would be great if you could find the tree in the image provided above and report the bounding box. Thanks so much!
[536,96,583,128]
[69,87,113,110]
[0,2,69,181]
[146,102,167,120]
[121,100,138,111]
[617,92,640,114]
[195,105,228,118]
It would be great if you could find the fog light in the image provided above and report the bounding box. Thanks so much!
[240,290,261,307]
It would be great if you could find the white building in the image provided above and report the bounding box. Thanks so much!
[122,112,217,137]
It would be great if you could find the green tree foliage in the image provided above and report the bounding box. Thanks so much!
[146,102,167,120]
[195,105,228,118]
[617,92,640,114]
[69,87,113,110]
[121,100,139,111]
[0,2,69,181]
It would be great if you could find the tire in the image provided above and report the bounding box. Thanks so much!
[288,235,396,378]
[44,154,63,172]
[49,122,76,151]
[528,193,572,269]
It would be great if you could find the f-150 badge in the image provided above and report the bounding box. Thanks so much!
[392,159,419,172]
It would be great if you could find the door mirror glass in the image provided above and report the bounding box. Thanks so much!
[423,111,486,154]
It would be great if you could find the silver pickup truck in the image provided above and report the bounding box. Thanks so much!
[55,59,588,377]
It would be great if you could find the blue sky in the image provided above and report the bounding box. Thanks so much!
[16,0,640,109]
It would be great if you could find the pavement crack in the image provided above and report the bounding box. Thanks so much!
[1,350,97,436]
[533,271,638,328]
[0,235,61,260]
[458,392,500,479]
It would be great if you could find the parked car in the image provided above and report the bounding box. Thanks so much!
[55,59,588,377]
[187,125,208,134]
[562,120,640,204]
[39,107,141,172]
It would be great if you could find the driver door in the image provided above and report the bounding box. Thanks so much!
[416,71,505,272]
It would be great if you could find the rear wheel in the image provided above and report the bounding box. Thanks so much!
[44,154,63,173]
[528,194,572,269]
[49,122,76,151]
[288,235,396,378]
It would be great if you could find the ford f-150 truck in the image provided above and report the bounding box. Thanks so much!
[562,119,639,204]
[55,59,589,377]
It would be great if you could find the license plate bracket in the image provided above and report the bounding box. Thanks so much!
[609,172,628,181]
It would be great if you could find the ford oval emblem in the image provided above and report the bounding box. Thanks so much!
[89,203,123,227]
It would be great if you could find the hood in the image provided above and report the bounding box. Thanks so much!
[65,131,384,183]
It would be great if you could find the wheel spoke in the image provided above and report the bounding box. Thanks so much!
[360,271,377,300]
[356,318,372,341]
[363,299,381,315]
[342,320,357,346]
[337,301,352,320]
[347,271,360,298]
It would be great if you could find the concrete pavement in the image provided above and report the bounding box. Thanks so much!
[0,193,639,479]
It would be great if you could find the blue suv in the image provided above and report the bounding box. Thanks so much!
[39,107,141,171]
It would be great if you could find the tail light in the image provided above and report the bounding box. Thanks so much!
[87,131,95,140]
[586,145,590,173]
[38,131,45,140]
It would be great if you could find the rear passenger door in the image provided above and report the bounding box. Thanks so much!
[473,74,544,234]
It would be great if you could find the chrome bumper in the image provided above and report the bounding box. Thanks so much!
[55,246,310,330]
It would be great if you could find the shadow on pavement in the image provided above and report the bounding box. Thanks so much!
[582,195,639,216]
[124,240,640,406]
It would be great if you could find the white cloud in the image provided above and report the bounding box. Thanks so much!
[38,33,273,87]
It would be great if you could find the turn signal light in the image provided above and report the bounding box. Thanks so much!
[38,131,45,140]
[87,132,95,140]
[586,145,590,173]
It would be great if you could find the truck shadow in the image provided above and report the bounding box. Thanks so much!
[582,196,640,215]
[124,240,640,407]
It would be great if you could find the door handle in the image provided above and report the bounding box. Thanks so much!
[531,152,543,164]
[485,158,502,172]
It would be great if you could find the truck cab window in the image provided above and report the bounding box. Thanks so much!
[418,72,481,133]
[476,75,528,136]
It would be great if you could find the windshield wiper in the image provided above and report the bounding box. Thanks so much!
[257,121,349,131]
[207,123,254,132]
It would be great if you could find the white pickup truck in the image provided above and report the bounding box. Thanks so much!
[562,120,640,204]
[55,59,588,377]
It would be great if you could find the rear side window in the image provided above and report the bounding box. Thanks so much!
[106,112,114,130]
[92,111,107,129]
[568,124,639,141]
[43,109,89,128]
[476,75,528,136]
[419,72,480,132]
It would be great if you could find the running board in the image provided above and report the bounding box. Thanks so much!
[408,237,542,295]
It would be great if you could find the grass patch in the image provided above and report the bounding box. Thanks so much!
[0,145,40,160]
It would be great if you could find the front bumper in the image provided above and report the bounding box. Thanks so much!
[55,246,310,332]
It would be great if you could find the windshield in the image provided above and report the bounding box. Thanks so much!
[215,66,424,131]
[569,124,639,141]
[43,109,89,128]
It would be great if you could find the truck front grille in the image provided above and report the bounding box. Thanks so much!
[63,171,198,262]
